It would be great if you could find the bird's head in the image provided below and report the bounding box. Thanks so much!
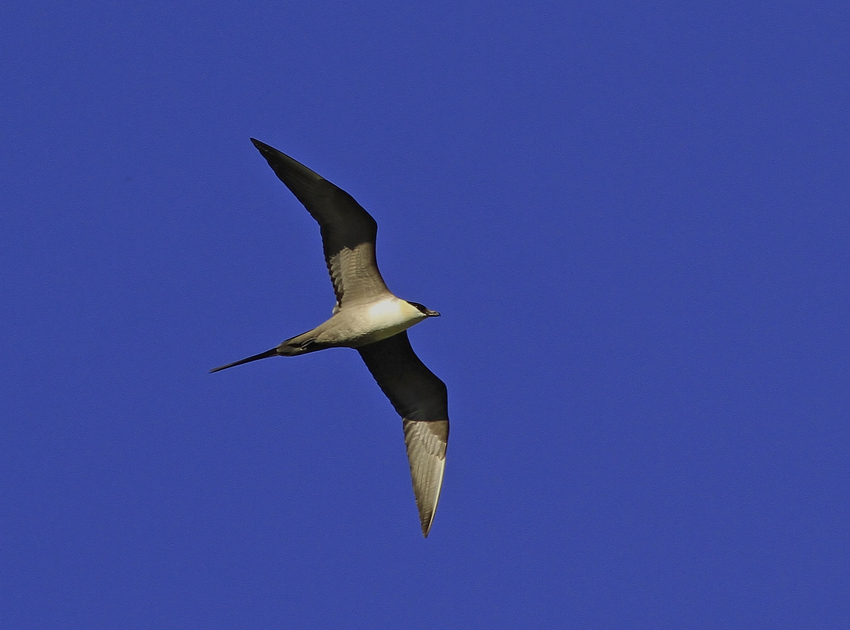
[406,301,441,318]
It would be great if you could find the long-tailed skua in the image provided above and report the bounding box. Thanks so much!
[211,139,449,537]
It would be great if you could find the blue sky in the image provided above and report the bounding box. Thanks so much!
[2,2,848,628]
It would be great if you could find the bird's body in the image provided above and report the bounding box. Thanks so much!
[212,139,449,537]
[293,295,433,351]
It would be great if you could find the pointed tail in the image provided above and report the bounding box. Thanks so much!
[209,348,279,373]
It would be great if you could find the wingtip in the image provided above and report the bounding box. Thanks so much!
[403,419,448,539]
[417,500,439,538]
[421,516,436,538]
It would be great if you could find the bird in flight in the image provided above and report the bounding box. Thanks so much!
[211,139,449,537]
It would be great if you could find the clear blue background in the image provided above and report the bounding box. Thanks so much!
[2,2,848,628]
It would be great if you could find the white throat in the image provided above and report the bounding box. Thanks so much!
[367,297,422,327]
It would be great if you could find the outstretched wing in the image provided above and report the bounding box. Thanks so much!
[251,139,390,308]
[357,331,449,537]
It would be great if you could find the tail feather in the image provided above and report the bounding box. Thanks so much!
[210,328,327,373]
[210,348,278,373]
[276,330,327,356]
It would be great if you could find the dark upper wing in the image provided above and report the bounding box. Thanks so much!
[251,138,390,306]
[357,331,449,537]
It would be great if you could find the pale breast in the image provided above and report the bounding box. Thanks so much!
[344,298,426,346]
